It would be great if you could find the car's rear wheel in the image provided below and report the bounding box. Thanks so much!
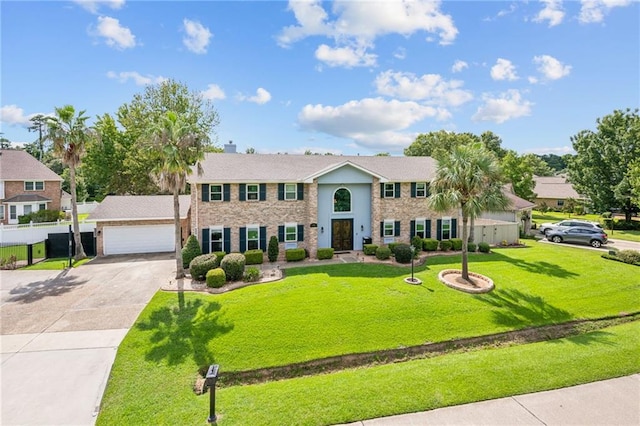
[590,239,602,248]
[551,236,562,243]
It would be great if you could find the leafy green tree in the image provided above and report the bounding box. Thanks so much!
[568,108,640,221]
[629,160,640,206]
[404,130,478,159]
[538,153,569,172]
[523,153,554,177]
[428,143,507,282]
[0,133,12,149]
[501,151,536,201]
[28,114,49,161]
[46,105,93,260]
[479,131,507,159]
[143,111,209,279]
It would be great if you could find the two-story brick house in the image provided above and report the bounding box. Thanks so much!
[189,153,459,259]
[0,150,63,225]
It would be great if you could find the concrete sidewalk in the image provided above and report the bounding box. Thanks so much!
[345,374,640,426]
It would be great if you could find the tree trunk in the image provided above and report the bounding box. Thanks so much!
[469,216,475,243]
[70,164,87,261]
[174,189,185,279]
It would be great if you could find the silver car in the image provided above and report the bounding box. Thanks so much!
[539,219,603,236]
[546,226,609,248]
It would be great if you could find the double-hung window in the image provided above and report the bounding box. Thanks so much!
[441,217,451,240]
[210,185,223,201]
[285,223,297,242]
[284,184,297,200]
[25,181,44,191]
[0,206,4,220]
[9,206,17,220]
[384,183,395,198]
[383,220,395,237]
[415,182,427,197]
[210,226,224,252]
[415,218,427,238]
[247,225,260,250]
[247,184,259,201]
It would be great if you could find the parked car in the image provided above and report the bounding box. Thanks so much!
[546,226,608,248]
[539,219,603,236]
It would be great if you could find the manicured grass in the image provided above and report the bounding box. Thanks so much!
[0,242,45,261]
[97,241,640,424]
[532,210,640,242]
[22,257,92,270]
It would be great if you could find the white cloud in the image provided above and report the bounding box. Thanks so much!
[374,70,473,107]
[524,145,575,155]
[239,88,272,105]
[472,90,532,123]
[483,3,517,21]
[73,0,125,14]
[0,105,50,127]
[533,55,572,80]
[490,58,519,81]
[528,76,539,84]
[579,0,632,23]
[315,43,377,68]
[94,16,136,49]
[393,47,406,60]
[182,19,212,54]
[201,84,226,101]
[451,59,468,73]
[534,0,565,27]
[106,71,166,85]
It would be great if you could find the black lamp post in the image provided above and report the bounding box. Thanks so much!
[410,245,415,282]
[205,364,219,423]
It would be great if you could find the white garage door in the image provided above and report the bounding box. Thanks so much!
[103,225,175,255]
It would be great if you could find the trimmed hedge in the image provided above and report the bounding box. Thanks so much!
[617,249,640,265]
[244,249,264,265]
[423,238,439,251]
[467,242,477,253]
[220,253,246,281]
[394,244,412,264]
[243,266,261,282]
[440,240,452,251]
[363,244,378,255]
[189,254,219,281]
[478,242,491,253]
[375,246,391,260]
[18,209,65,224]
[450,238,463,251]
[214,251,227,262]
[411,236,423,252]
[317,248,334,260]
[286,248,306,262]
[181,235,202,268]
[206,268,226,288]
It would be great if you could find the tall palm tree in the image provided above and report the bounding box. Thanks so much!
[46,105,93,261]
[428,143,508,282]
[145,111,207,279]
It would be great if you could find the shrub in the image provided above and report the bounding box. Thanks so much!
[189,254,219,281]
[18,209,65,224]
[388,242,400,254]
[612,219,640,231]
[601,212,612,218]
[478,242,491,253]
[317,248,334,260]
[450,238,463,251]
[423,238,438,251]
[440,240,452,251]
[243,266,261,282]
[219,253,245,281]
[285,248,305,262]
[181,235,202,268]
[363,244,378,255]
[214,251,227,262]
[411,236,424,252]
[467,242,477,253]
[617,249,640,265]
[206,268,226,288]
[394,244,412,263]
[268,235,279,262]
[244,249,264,265]
[375,246,391,260]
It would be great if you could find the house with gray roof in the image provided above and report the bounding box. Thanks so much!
[188,153,461,259]
[533,175,587,210]
[0,149,63,225]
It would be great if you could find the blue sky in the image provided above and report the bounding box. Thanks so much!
[1,0,638,156]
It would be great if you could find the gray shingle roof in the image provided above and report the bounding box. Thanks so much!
[188,153,438,183]
[504,191,536,211]
[2,194,52,203]
[0,150,63,181]
[534,176,585,200]
[89,195,191,221]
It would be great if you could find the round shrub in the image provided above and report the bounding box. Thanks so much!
[363,244,378,255]
[411,236,424,252]
[394,244,413,263]
[213,251,227,262]
[440,240,453,251]
[423,238,439,251]
[243,266,261,282]
[478,242,491,253]
[617,249,640,265]
[317,248,334,260]
[244,249,264,265]
[467,242,477,253]
[181,235,202,268]
[189,254,219,281]
[450,238,463,251]
[220,253,246,281]
[206,268,226,288]
[375,246,391,260]
[388,242,400,254]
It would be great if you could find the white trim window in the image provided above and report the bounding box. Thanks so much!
[415,182,427,198]
[415,218,427,238]
[210,226,224,252]
[9,205,17,221]
[284,184,297,200]
[247,225,260,250]
[383,183,395,198]
[25,181,44,191]
[0,205,4,220]
[247,184,259,201]
[39,203,46,211]
[210,185,223,201]
[383,219,395,237]
[441,217,452,240]
[285,222,297,242]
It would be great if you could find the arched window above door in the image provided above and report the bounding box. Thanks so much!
[333,188,351,212]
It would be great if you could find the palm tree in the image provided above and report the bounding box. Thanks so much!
[145,111,207,279]
[428,142,508,282]
[46,105,93,261]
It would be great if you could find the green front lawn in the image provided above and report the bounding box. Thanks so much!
[0,241,45,261]
[98,241,640,424]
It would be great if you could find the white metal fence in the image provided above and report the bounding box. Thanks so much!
[0,220,97,245]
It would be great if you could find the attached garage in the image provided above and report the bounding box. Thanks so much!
[103,224,175,255]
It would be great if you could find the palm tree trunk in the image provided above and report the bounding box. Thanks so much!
[461,214,469,281]
[174,189,185,279]
[469,216,475,243]
[70,164,87,261]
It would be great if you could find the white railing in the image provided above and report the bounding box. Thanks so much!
[0,220,97,244]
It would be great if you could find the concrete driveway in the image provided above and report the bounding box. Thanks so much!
[1,253,175,425]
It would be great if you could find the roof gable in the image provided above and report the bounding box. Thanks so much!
[0,150,63,181]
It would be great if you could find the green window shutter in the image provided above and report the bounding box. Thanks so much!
[451,218,458,238]
[201,228,210,254]
[202,184,209,202]
[394,221,401,236]
[410,182,416,198]
[278,183,285,200]
[436,219,442,240]
[223,228,231,253]
[259,184,267,201]
[278,225,284,242]
[239,227,246,253]
[394,183,401,198]
[239,184,246,201]
[297,183,304,200]
[380,183,385,198]
[297,224,304,241]
[426,220,432,239]
[379,221,384,237]
[260,226,267,251]
[223,184,230,202]
[410,220,415,238]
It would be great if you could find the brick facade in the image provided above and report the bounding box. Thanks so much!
[1,180,62,225]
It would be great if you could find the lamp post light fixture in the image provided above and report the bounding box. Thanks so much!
[410,245,415,282]
[205,364,220,423]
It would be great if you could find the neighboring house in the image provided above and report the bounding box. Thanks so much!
[533,175,587,209]
[478,191,536,243]
[188,153,461,259]
[0,149,63,225]
[89,195,190,256]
